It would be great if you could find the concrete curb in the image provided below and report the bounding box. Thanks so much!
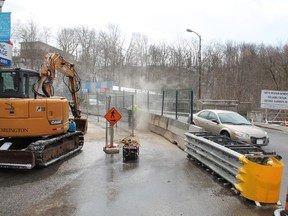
[254,122,288,132]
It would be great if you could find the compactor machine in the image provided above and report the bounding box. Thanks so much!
[0,53,88,169]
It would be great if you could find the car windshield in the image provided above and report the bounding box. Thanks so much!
[218,112,251,125]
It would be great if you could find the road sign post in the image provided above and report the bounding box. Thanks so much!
[103,107,122,154]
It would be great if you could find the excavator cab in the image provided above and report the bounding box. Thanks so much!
[0,68,39,99]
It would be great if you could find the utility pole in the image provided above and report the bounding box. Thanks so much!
[186,28,202,100]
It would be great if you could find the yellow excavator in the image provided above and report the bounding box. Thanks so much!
[0,53,88,169]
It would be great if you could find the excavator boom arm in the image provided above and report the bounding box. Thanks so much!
[37,53,82,118]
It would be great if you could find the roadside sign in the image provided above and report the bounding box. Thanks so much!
[0,41,13,66]
[104,107,122,126]
[260,90,288,110]
[0,12,11,42]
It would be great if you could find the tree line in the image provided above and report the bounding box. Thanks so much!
[11,19,288,109]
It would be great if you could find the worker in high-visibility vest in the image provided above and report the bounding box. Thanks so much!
[127,105,138,127]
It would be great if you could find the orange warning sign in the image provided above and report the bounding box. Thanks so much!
[104,107,122,126]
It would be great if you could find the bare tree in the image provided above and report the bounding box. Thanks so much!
[97,24,125,84]
[12,19,45,69]
[10,19,22,56]
[277,45,288,89]
[169,38,193,87]
[258,45,281,90]
[202,41,223,98]
[76,26,97,82]
[40,27,52,44]
[56,27,79,56]
[18,19,40,42]
[127,33,149,67]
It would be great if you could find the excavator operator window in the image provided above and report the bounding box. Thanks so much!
[0,72,19,93]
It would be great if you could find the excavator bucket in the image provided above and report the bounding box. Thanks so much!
[0,150,35,169]
[74,118,88,134]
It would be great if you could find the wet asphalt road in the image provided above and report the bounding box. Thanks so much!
[0,118,280,216]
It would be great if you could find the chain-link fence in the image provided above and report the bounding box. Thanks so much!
[52,84,194,132]
[80,88,193,125]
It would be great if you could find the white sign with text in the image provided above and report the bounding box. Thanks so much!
[0,41,12,66]
[261,90,288,110]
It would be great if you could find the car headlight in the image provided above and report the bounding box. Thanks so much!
[233,131,250,139]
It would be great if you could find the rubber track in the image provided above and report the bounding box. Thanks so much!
[27,131,84,167]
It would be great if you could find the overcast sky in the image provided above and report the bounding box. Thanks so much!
[3,0,288,46]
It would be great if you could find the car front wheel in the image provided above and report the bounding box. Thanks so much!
[221,131,230,138]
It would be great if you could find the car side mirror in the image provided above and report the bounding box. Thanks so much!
[212,119,219,124]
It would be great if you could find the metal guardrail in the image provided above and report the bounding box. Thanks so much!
[185,132,284,204]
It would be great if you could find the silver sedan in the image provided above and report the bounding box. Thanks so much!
[190,109,269,146]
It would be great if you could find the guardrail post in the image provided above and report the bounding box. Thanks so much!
[147,90,150,112]
[189,90,193,124]
[161,90,165,116]
[175,90,178,120]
